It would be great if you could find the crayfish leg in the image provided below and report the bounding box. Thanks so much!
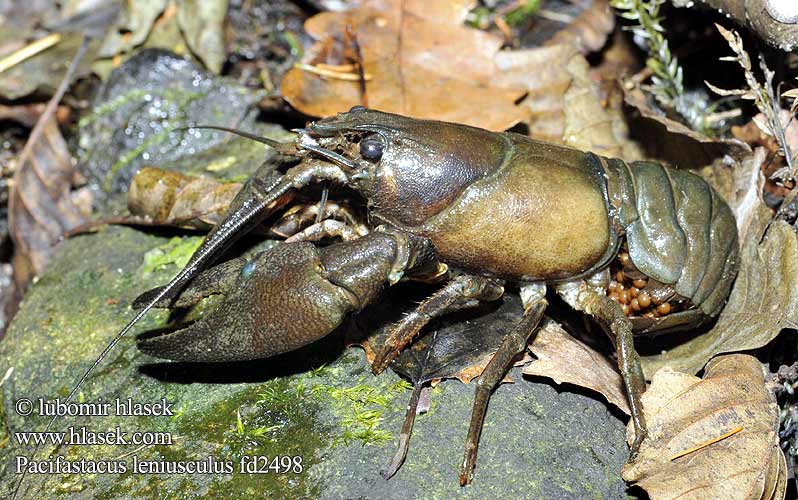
[372,274,505,375]
[560,286,648,460]
[459,286,548,486]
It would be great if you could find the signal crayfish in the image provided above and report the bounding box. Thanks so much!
[39,106,742,487]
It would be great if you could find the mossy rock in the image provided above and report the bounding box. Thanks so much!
[0,226,631,499]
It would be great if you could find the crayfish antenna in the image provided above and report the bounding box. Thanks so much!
[12,182,283,499]
[175,125,295,153]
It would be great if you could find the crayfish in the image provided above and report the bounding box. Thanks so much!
[35,107,741,487]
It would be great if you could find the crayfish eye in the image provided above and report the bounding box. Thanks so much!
[359,138,384,162]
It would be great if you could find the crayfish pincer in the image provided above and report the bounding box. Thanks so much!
[54,107,740,487]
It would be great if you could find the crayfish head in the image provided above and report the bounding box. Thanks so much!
[302,106,510,227]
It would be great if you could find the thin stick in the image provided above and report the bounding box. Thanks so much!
[0,33,62,73]
[295,62,372,81]
[669,426,743,461]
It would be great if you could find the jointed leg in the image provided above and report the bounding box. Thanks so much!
[271,201,366,239]
[371,275,505,374]
[285,219,368,243]
[460,293,547,485]
[567,288,648,458]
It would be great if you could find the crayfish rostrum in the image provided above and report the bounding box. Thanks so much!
[54,107,742,485]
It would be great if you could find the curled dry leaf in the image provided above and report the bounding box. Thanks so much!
[127,167,242,230]
[522,320,630,415]
[0,30,94,100]
[9,118,87,288]
[280,0,527,130]
[622,354,786,500]
[175,0,229,73]
[545,0,615,54]
[494,42,640,159]
[95,0,228,75]
[623,82,751,167]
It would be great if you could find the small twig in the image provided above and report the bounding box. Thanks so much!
[0,33,62,74]
[294,62,372,81]
[346,25,369,108]
[61,216,173,239]
[669,426,743,461]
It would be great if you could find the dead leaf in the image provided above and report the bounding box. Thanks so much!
[545,0,614,54]
[622,354,786,500]
[280,0,527,131]
[623,82,751,167]
[0,29,95,100]
[494,41,641,159]
[175,0,228,73]
[93,0,228,77]
[522,320,630,415]
[127,167,242,230]
[493,44,573,143]
[562,50,641,160]
[9,118,87,287]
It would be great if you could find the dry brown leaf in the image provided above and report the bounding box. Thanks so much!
[622,354,785,500]
[494,42,641,159]
[562,52,641,160]
[280,0,527,130]
[545,0,615,54]
[127,167,242,230]
[522,320,630,415]
[623,83,751,166]
[493,44,573,143]
[9,118,87,288]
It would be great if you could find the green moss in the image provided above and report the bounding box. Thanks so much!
[140,236,203,275]
[300,364,411,447]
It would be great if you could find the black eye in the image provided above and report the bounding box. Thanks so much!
[359,138,383,161]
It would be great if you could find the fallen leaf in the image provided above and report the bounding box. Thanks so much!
[281,0,527,131]
[96,0,169,58]
[494,40,641,159]
[545,0,615,54]
[561,50,641,160]
[7,22,92,298]
[127,167,242,230]
[623,82,751,167]
[622,354,786,500]
[522,320,630,415]
[9,117,87,287]
[493,44,573,143]
[93,0,228,76]
[176,0,228,73]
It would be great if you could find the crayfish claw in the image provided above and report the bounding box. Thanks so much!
[138,242,359,362]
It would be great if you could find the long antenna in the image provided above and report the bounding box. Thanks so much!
[177,125,286,149]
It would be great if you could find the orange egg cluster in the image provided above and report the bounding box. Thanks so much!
[607,252,673,318]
